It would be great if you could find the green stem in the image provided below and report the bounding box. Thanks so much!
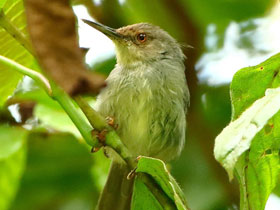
[74,95,108,131]
[50,82,99,147]
[0,56,98,147]
[106,131,134,168]
[0,55,51,95]
[0,9,34,55]
[74,96,134,167]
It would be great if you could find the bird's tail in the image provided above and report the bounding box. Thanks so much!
[97,161,134,210]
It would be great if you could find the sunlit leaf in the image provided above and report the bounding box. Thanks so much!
[134,156,188,210]
[214,86,280,178]
[0,0,38,106]
[214,53,280,210]
[131,176,163,210]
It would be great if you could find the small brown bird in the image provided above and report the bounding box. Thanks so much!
[83,20,189,210]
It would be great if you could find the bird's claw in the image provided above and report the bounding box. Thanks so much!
[106,116,118,129]
[91,129,108,143]
[127,167,137,180]
[90,129,108,153]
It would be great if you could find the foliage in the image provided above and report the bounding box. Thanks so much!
[215,53,280,209]
[133,156,188,210]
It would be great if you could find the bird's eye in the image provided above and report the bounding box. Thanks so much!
[137,33,147,43]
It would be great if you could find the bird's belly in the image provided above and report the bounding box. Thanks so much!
[101,89,185,161]
[114,93,153,156]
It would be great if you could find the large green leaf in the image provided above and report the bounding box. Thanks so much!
[0,0,38,106]
[131,176,163,210]
[214,86,280,178]
[133,156,189,210]
[214,53,280,210]
[0,126,27,210]
[10,131,99,210]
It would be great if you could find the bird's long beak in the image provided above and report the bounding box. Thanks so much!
[82,19,123,41]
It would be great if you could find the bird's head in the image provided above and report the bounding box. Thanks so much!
[83,20,184,66]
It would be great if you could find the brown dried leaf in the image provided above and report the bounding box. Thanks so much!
[24,0,106,95]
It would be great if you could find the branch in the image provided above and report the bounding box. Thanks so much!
[50,83,99,147]
[74,95,108,131]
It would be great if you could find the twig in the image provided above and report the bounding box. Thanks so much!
[74,95,108,131]
[50,82,99,147]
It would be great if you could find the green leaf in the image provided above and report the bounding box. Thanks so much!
[134,156,189,210]
[231,53,280,119]
[214,53,280,210]
[214,86,280,178]
[0,0,38,106]
[10,131,98,210]
[90,150,110,192]
[0,126,26,159]
[131,176,163,210]
[0,126,27,210]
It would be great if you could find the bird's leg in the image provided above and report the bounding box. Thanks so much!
[90,116,117,156]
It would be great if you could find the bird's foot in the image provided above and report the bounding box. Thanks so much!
[90,116,117,154]
[90,129,108,153]
[106,116,118,129]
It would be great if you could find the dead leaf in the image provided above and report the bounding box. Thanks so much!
[24,0,106,95]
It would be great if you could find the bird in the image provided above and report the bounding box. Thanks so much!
[83,20,190,210]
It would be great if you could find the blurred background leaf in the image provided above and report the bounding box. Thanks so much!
[10,131,110,210]
[0,126,27,210]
